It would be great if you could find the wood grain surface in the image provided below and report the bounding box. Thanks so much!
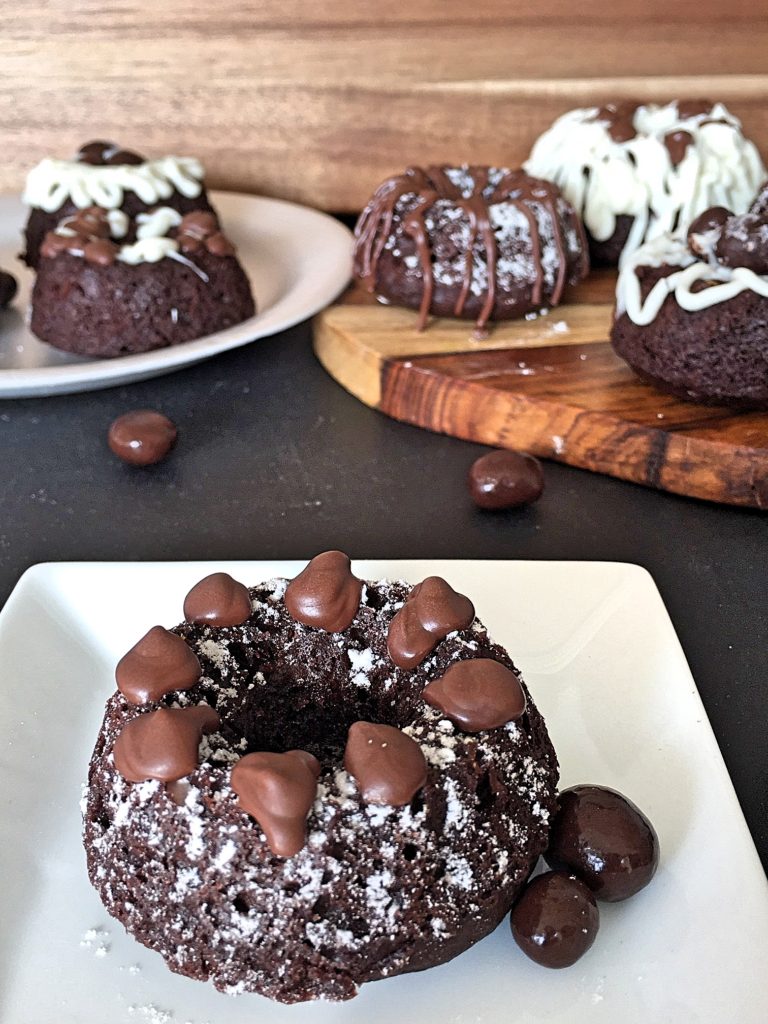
[313,275,768,509]
[1,2,767,210]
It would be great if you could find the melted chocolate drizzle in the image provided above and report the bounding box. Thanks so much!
[354,166,579,331]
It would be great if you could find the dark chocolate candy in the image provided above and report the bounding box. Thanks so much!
[184,572,252,627]
[344,721,427,806]
[107,410,178,466]
[593,101,638,143]
[116,625,201,705]
[545,785,659,902]
[387,576,474,669]
[675,98,714,120]
[423,658,526,732]
[231,749,321,857]
[284,550,362,633]
[113,704,220,783]
[0,270,17,309]
[511,870,599,969]
[663,129,693,167]
[686,206,732,259]
[468,450,544,510]
[77,140,144,166]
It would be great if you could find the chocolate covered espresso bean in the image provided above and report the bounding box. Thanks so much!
[468,450,544,510]
[108,410,177,466]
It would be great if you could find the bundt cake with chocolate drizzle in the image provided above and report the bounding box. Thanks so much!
[353,166,589,333]
[83,552,558,1003]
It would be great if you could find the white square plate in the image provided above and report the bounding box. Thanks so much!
[0,560,766,1023]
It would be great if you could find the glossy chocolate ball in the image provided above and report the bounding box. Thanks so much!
[545,785,659,902]
[511,871,599,969]
[468,449,544,510]
[108,410,177,466]
[0,270,17,309]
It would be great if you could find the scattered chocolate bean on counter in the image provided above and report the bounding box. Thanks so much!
[468,449,544,509]
[107,409,177,466]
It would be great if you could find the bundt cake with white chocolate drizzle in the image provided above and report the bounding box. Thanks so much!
[354,165,588,333]
[83,552,558,1003]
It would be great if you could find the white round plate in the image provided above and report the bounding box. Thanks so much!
[0,191,353,398]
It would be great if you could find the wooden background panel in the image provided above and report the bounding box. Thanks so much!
[1,2,767,210]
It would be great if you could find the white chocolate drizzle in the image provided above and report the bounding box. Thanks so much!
[525,101,766,266]
[616,234,768,325]
[23,155,204,212]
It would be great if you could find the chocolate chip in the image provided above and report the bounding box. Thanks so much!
[205,231,236,257]
[40,231,81,260]
[468,450,544,510]
[231,749,321,857]
[344,722,427,805]
[663,129,693,167]
[178,211,219,240]
[715,211,768,275]
[387,576,475,669]
[76,140,120,165]
[184,572,252,627]
[0,270,17,309]
[284,551,362,633]
[113,704,220,782]
[67,206,112,239]
[423,658,526,732]
[83,238,118,266]
[676,98,713,120]
[105,148,144,166]
[687,206,732,259]
[107,410,178,466]
[593,102,638,143]
[115,625,201,705]
[545,785,659,902]
[511,871,599,969]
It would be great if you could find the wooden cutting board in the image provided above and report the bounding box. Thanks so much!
[313,272,768,508]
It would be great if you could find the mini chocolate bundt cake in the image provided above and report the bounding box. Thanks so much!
[525,100,766,266]
[83,552,559,1003]
[353,165,588,333]
[22,140,216,267]
[30,205,254,357]
[610,182,768,407]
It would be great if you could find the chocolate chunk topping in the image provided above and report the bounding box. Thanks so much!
[686,190,768,275]
[687,205,732,259]
[0,270,17,309]
[76,140,144,166]
[468,450,544,510]
[511,871,599,969]
[231,749,321,857]
[177,210,235,257]
[423,658,526,732]
[664,129,693,167]
[284,550,363,632]
[183,572,252,627]
[344,721,427,806]
[676,98,713,120]
[545,785,659,902]
[113,704,220,782]
[83,238,119,266]
[116,625,201,705]
[387,576,474,669]
[107,409,178,466]
[593,101,638,143]
[715,212,768,275]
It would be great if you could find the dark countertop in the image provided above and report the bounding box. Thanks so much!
[2,322,766,870]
